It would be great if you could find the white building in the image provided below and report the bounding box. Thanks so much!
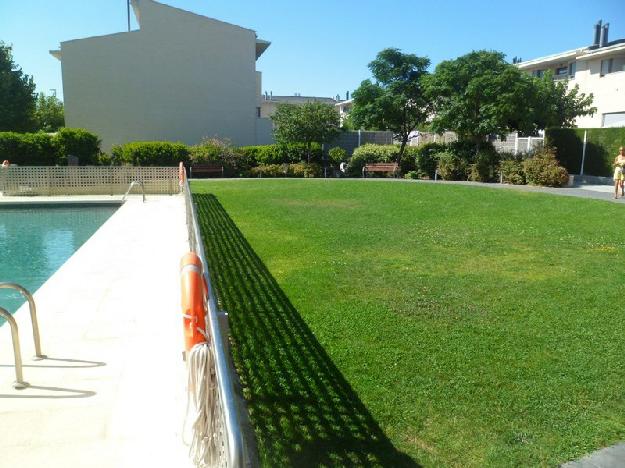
[517,21,625,128]
[51,0,273,151]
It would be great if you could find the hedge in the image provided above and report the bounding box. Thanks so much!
[0,129,101,166]
[239,143,322,165]
[111,141,190,166]
[545,127,625,177]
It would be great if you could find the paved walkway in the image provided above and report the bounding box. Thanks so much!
[0,195,191,468]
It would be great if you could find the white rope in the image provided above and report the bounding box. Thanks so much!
[184,341,219,467]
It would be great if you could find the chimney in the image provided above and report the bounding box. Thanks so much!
[594,20,602,46]
[599,22,609,47]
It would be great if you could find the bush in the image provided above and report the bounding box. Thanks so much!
[239,143,322,166]
[436,151,467,180]
[111,141,190,166]
[522,147,569,187]
[54,128,101,165]
[250,163,322,178]
[190,138,250,176]
[347,144,397,176]
[468,150,501,182]
[404,171,419,179]
[0,132,57,165]
[499,159,526,185]
[409,142,446,179]
[328,147,347,165]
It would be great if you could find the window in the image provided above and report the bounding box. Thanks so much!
[603,112,625,128]
[532,69,544,78]
[601,58,613,76]
[555,66,568,76]
[568,62,576,77]
[256,107,261,118]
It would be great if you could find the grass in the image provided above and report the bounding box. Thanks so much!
[192,179,625,467]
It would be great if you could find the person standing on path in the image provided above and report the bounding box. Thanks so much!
[613,147,625,199]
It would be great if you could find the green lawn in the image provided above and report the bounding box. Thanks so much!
[192,179,625,467]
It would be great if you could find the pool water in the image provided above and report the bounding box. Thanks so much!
[0,204,118,317]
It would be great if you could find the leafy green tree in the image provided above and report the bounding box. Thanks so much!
[34,92,64,132]
[0,42,36,131]
[427,50,537,145]
[427,50,595,146]
[271,102,340,163]
[532,73,595,129]
[351,48,431,166]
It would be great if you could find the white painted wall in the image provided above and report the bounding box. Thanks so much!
[519,45,625,128]
[55,0,270,152]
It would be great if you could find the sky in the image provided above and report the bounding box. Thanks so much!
[1,0,624,100]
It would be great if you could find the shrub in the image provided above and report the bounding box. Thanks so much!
[54,128,101,165]
[347,144,397,176]
[468,151,501,182]
[410,142,447,178]
[190,138,250,176]
[249,163,322,178]
[522,147,569,187]
[0,132,57,165]
[328,147,347,165]
[111,141,190,166]
[239,143,322,166]
[499,159,526,185]
[404,171,419,179]
[436,151,467,180]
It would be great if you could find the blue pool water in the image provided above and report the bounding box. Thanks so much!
[0,203,118,317]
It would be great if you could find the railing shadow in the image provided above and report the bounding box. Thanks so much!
[195,194,418,467]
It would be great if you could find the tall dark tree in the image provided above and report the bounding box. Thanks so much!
[0,42,36,131]
[351,48,431,167]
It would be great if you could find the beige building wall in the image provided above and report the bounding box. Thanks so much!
[52,0,271,152]
[518,42,625,128]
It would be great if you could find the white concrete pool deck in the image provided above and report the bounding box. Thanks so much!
[0,195,192,468]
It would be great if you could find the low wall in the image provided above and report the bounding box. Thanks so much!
[0,166,180,196]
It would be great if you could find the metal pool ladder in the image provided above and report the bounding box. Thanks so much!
[0,283,46,389]
[122,180,146,203]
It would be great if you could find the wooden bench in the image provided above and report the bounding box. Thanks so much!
[190,163,224,178]
[362,163,399,178]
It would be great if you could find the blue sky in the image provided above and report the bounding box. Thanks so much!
[1,0,624,100]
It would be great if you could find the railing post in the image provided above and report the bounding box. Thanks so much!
[0,307,29,389]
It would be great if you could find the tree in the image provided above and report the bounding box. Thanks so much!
[531,73,595,129]
[271,102,340,163]
[34,92,65,132]
[351,48,431,167]
[426,50,595,146]
[0,42,36,131]
[427,50,538,145]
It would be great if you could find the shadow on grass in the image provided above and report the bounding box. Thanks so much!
[195,194,419,467]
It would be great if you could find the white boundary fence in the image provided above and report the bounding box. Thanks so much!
[409,131,544,155]
[0,166,180,196]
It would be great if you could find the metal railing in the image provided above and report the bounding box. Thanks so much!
[0,307,28,389]
[0,283,45,360]
[182,176,247,467]
[122,180,146,202]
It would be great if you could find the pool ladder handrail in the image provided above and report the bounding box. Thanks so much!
[122,180,145,203]
[0,283,46,389]
[0,307,28,389]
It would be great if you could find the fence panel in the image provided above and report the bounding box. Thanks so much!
[0,166,180,196]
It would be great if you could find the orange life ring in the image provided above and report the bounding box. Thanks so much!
[180,252,207,353]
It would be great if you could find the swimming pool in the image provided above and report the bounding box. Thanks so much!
[0,203,119,317]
